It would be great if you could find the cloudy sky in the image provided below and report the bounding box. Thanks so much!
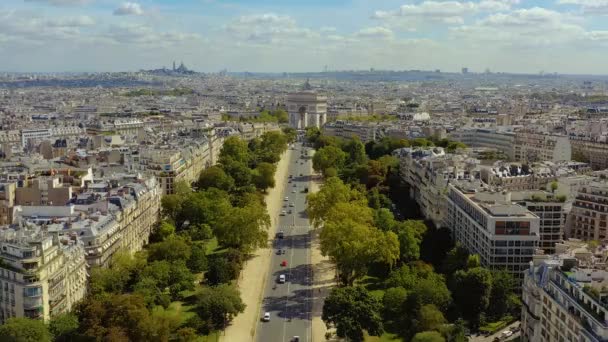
[2,0,608,74]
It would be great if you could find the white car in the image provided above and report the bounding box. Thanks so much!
[289,202,295,207]
[280,210,286,216]
[291,190,296,193]
[284,197,289,201]
[279,274,286,283]
[262,312,270,322]
[501,330,513,338]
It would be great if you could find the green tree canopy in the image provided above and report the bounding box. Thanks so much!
[196,284,246,331]
[253,162,276,191]
[414,304,446,333]
[451,267,493,327]
[214,195,270,253]
[147,235,192,263]
[197,166,235,192]
[0,318,52,342]
[322,286,383,342]
[313,145,347,176]
[219,136,251,165]
[49,313,79,342]
[307,177,367,228]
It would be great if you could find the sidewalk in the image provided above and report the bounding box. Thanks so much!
[220,148,293,342]
[308,162,338,341]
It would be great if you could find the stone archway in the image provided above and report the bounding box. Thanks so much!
[298,106,307,128]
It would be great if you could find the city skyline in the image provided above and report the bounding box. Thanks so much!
[2,0,608,74]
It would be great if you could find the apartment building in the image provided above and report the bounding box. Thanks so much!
[567,182,608,241]
[0,183,16,225]
[17,176,161,268]
[450,128,516,159]
[480,163,556,192]
[570,137,608,171]
[396,147,481,228]
[514,132,572,163]
[512,191,567,254]
[446,180,540,281]
[323,121,379,142]
[0,228,87,323]
[522,240,608,342]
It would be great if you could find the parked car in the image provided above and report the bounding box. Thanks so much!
[262,312,270,322]
[279,274,286,283]
[277,231,284,239]
[280,210,286,216]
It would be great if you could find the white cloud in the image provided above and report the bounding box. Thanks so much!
[24,0,91,6]
[450,7,589,47]
[105,24,200,45]
[372,0,513,25]
[46,15,96,27]
[355,26,394,39]
[558,0,608,14]
[224,13,319,45]
[113,2,143,16]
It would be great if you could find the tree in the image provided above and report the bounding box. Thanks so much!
[451,267,493,327]
[275,109,289,123]
[221,159,252,188]
[219,136,250,165]
[214,195,270,253]
[441,244,469,276]
[313,145,347,176]
[151,220,176,242]
[147,235,192,263]
[446,141,466,153]
[321,215,398,285]
[196,284,246,330]
[0,318,52,342]
[488,270,518,319]
[305,126,321,144]
[342,137,368,165]
[253,162,276,191]
[197,166,235,192]
[49,313,79,342]
[282,127,297,142]
[173,180,192,196]
[414,304,446,333]
[206,256,240,285]
[307,177,367,228]
[408,277,452,312]
[178,189,232,229]
[411,331,446,342]
[161,194,184,225]
[168,261,196,299]
[550,180,559,193]
[382,287,408,324]
[187,243,208,273]
[374,208,397,231]
[391,221,427,262]
[75,294,155,341]
[89,251,142,295]
[140,260,172,290]
[322,286,383,342]
[467,254,481,269]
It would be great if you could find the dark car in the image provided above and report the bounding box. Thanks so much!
[277,231,284,239]
[304,187,309,193]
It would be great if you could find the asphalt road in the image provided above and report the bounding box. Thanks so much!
[256,141,314,342]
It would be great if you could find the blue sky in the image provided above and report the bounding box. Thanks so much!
[2,0,608,74]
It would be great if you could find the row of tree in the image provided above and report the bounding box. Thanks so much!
[0,131,292,341]
[307,132,519,342]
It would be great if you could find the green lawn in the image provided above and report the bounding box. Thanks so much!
[479,316,514,334]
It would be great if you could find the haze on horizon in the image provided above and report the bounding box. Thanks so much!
[2,0,608,74]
